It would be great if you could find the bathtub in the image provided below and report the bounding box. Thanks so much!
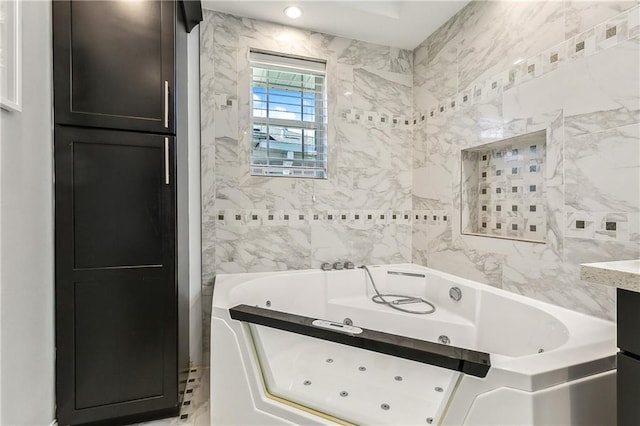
[211,264,616,425]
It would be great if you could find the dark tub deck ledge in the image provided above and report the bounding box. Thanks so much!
[229,304,491,378]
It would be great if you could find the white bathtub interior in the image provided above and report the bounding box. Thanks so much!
[250,324,461,425]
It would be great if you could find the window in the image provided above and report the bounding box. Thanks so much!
[250,51,327,178]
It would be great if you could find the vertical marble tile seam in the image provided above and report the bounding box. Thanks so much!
[424,0,477,64]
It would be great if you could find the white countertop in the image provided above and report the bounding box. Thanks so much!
[580,259,640,293]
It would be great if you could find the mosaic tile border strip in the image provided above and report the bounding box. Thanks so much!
[339,108,413,128]
[566,211,635,242]
[214,209,452,227]
[135,367,209,426]
[176,367,205,423]
[417,5,640,122]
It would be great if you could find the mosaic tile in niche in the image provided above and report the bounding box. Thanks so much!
[461,130,547,242]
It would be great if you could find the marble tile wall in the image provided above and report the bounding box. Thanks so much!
[199,3,639,360]
[413,1,640,320]
[199,10,415,354]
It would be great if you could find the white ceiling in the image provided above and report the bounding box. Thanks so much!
[201,1,470,50]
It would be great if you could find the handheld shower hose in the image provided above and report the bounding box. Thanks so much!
[360,265,436,315]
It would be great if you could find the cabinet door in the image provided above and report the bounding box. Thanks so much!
[617,288,640,354]
[55,126,177,424]
[53,1,175,134]
[618,353,640,426]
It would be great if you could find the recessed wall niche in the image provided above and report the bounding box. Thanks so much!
[461,130,547,243]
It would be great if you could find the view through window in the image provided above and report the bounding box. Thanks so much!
[250,51,327,178]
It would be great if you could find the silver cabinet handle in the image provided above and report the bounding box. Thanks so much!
[164,138,170,185]
[164,81,169,128]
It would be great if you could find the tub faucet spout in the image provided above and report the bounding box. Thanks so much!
[344,261,355,269]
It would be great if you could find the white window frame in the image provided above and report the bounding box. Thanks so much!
[249,50,327,179]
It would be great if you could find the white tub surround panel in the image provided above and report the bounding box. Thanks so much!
[212,265,617,426]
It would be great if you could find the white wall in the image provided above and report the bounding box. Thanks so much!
[187,28,203,366]
[0,1,56,424]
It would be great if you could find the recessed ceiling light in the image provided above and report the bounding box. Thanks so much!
[284,6,302,19]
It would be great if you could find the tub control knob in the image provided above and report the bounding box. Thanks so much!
[320,262,332,271]
[333,262,344,270]
[344,261,355,269]
[449,287,462,302]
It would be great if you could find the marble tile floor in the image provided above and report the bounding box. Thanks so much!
[135,367,210,426]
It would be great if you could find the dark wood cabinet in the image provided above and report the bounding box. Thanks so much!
[54,127,178,424]
[53,1,176,134]
[617,288,640,426]
[53,1,199,424]
[617,288,640,354]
